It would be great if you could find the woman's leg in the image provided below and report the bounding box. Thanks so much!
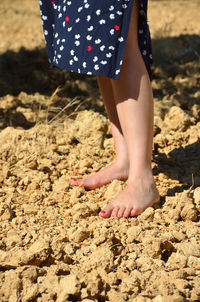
[99,0,160,218]
[70,75,130,189]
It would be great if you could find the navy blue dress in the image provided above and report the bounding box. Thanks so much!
[39,0,152,80]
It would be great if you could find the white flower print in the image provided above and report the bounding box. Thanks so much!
[88,26,94,31]
[93,56,98,62]
[109,46,115,50]
[99,19,106,24]
[100,45,105,51]
[75,40,80,46]
[86,35,92,40]
[106,53,112,58]
[100,61,107,65]
[94,65,99,70]
[109,14,115,20]
[95,39,101,44]
[42,15,47,20]
[122,4,128,9]
[78,7,83,13]
[86,15,91,21]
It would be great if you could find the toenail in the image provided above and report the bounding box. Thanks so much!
[100,210,106,214]
[72,178,77,181]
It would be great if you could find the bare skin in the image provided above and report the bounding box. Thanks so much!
[70,0,160,217]
[70,74,130,190]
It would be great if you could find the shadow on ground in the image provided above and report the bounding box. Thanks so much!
[0,34,200,190]
[0,34,199,96]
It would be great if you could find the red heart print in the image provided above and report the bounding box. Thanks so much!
[114,25,120,31]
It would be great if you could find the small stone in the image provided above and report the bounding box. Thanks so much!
[22,203,38,215]
[26,159,38,170]
[180,204,197,221]
[5,229,21,248]
[138,207,154,221]
[164,106,193,131]
[193,187,200,211]
[187,256,200,270]
[20,239,50,266]
[104,179,123,200]
[179,241,200,257]
[166,253,187,270]
[127,226,142,243]
[153,295,163,302]
[22,283,38,302]
[0,205,14,221]
[107,289,126,302]
[69,227,90,242]
[52,175,70,192]
[57,274,81,301]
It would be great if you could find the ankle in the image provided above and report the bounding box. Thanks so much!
[127,166,154,185]
[114,158,130,169]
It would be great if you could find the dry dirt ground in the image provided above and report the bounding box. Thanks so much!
[0,0,200,301]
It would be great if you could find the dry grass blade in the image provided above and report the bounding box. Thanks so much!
[47,96,81,125]
[45,86,63,124]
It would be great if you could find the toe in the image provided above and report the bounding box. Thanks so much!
[117,207,126,218]
[123,207,132,218]
[130,208,136,216]
[99,202,115,218]
[111,207,120,217]
[70,178,79,186]
[84,177,97,189]
[130,207,143,216]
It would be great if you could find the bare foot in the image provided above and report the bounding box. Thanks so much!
[99,177,160,218]
[70,160,129,189]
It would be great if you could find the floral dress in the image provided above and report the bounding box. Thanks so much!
[39,0,152,80]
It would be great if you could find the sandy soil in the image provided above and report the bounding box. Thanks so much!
[0,0,200,301]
